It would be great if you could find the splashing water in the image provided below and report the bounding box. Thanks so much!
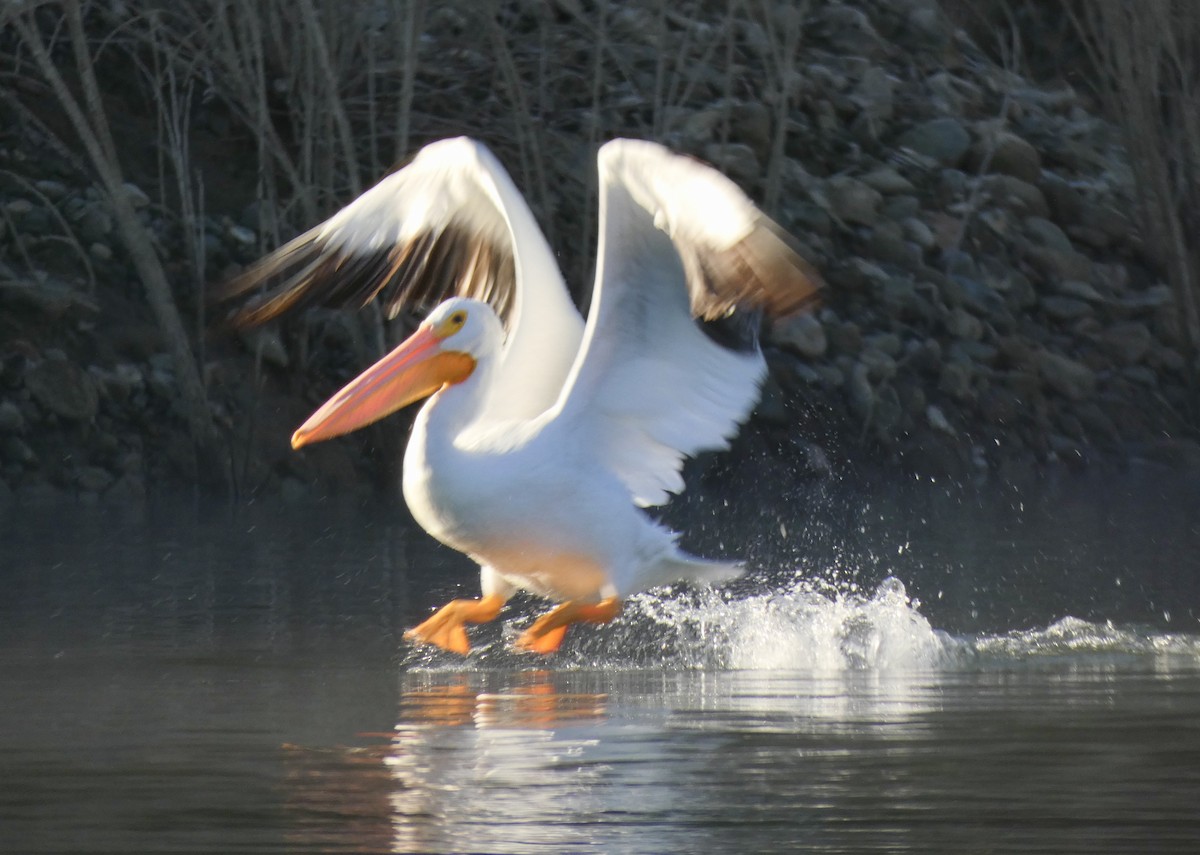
[405,575,961,672]
[404,574,1200,675]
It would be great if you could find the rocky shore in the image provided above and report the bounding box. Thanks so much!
[0,0,1196,509]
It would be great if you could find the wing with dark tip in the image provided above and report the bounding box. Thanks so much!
[216,137,584,423]
[549,138,824,507]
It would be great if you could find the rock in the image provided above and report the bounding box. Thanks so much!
[122,182,151,208]
[0,278,100,319]
[983,175,1050,217]
[938,361,973,399]
[873,385,903,433]
[1056,279,1106,302]
[76,466,114,493]
[851,66,896,125]
[1035,350,1096,401]
[860,348,897,383]
[859,167,913,195]
[926,404,955,435]
[77,205,114,242]
[824,176,881,226]
[3,435,37,465]
[867,224,920,268]
[0,400,24,433]
[1102,322,1153,364]
[882,194,921,220]
[770,314,827,359]
[972,128,1042,184]
[1111,285,1173,315]
[864,331,902,357]
[945,307,983,340]
[1040,296,1091,322]
[896,118,971,167]
[845,362,874,419]
[703,142,760,182]
[226,222,257,246]
[1025,246,1093,282]
[1038,173,1085,224]
[901,217,935,250]
[1024,216,1074,253]
[24,359,98,421]
[827,321,863,356]
[106,473,146,503]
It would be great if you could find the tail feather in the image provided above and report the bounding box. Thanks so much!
[644,551,744,592]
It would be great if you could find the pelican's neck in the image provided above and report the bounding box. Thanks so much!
[409,352,493,459]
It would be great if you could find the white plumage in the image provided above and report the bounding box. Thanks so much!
[221,137,822,653]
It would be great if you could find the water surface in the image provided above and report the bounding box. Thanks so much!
[2,470,1199,853]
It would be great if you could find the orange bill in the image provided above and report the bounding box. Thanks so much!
[291,325,475,449]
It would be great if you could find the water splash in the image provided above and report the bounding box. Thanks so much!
[975,615,1200,660]
[405,575,961,672]
[402,574,1200,675]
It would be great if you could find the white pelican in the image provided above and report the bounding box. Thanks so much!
[222,137,822,654]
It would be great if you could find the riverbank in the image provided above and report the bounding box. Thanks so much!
[0,0,1196,509]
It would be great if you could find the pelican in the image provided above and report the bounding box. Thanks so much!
[221,137,822,654]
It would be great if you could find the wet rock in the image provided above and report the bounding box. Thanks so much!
[25,359,98,421]
[896,118,970,167]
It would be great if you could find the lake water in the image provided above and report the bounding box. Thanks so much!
[2,467,1199,853]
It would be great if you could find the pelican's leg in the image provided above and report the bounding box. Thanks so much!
[515,597,623,654]
[404,594,506,654]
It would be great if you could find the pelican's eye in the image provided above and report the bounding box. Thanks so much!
[436,310,468,338]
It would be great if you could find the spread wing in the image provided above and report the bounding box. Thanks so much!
[549,139,823,507]
[217,137,584,423]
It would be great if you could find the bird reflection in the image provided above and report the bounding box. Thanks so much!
[284,670,609,854]
[397,669,608,729]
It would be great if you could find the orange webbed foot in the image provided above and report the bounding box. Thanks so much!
[405,594,505,654]
[514,597,622,654]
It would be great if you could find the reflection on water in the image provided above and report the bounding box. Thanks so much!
[3,471,1200,854]
[274,659,1200,855]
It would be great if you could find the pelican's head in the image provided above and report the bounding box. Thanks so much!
[291,298,500,449]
